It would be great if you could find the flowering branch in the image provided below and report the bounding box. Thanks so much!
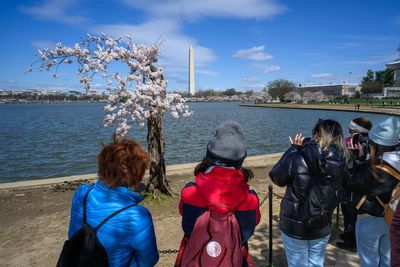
[30,33,192,138]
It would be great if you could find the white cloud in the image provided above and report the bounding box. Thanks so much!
[20,0,286,89]
[120,0,286,20]
[233,45,273,61]
[94,21,217,70]
[310,73,334,79]
[19,0,89,26]
[248,63,280,73]
[264,65,280,73]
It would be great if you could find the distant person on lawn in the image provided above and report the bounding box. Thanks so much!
[67,138,159,266]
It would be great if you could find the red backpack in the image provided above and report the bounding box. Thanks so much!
[175,203,255,267]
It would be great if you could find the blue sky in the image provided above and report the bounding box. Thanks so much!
[0,0,399,92]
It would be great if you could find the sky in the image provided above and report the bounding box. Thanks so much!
[0,0,399,92]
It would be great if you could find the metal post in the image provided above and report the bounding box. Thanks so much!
[268,185,273,267]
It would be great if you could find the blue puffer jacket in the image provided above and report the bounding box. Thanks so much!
[68,180,159,267]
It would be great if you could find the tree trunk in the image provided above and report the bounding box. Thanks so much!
[146,111,172,197]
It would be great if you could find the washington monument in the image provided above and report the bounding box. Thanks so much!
[189,46,195,96]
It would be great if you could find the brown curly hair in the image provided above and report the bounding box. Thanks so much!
[97,139,149,188]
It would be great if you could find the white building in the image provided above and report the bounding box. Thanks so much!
[386,60,400,86]
[298,84,360,96]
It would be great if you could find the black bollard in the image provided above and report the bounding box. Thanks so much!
[268,184,273,267]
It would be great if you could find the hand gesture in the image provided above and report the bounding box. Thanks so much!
[289,133,305,146]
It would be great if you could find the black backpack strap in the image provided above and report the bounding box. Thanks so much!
[83,188,94,223]
[94,203,137,232]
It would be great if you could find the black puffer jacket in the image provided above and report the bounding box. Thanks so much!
[269,140,348,240]
[345,151,399,216]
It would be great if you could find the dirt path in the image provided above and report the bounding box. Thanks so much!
[0,166,359,267]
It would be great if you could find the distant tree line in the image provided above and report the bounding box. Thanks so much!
[361,68,394,96]
[0,92,108,101]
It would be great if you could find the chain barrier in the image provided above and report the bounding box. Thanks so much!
[272,192,283,199]
[158,249,179,254]
[259,192,269,207]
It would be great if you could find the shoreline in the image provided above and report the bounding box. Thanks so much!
[240,103,400,117]
[0,153,283,190]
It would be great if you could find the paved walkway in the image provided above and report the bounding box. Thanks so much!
[240,103,400,117]
[249,222,359,267]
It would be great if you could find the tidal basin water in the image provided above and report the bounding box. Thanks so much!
[0,102,392,183]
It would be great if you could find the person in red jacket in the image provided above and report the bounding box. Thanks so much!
[178,121,261,266]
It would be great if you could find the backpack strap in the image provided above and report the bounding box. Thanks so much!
[357,164,400,214]
[94,203,137,232]
[355,195,367,210]
[242,246,256,267]
[82,187,137,231]
[174,236,188,267]
[376,164,400,181]
[83,188,94,223]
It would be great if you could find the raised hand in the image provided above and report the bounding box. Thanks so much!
[289,133,305,146]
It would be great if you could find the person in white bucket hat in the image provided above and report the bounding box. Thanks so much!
[345,117,400,267]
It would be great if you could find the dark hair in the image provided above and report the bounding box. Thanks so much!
[353,117,372,131]
[194,157,254,182]
[97,139,149,188]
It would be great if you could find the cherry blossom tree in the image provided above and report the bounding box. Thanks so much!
[29,34,191,196]
[284,91,302,103]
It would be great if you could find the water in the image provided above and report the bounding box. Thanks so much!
[0,102,392,183]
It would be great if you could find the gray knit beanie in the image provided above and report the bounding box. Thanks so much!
[206,121,247,163]
[368,117,400,147]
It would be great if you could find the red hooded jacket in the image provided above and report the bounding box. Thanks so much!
[179,167,261,244]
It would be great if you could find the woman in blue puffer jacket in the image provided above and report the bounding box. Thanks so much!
[68,138,159,266]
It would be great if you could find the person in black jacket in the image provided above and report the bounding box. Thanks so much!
[345,117,400,267]
[337,117,372,251]
[269,119,348,267]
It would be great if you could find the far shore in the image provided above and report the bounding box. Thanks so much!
[240,103,400,117]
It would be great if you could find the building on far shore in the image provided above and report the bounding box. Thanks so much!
[387,59,400,86]
[297,83,360,97]
[384,59,400,97]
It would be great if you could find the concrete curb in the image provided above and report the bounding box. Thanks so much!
[0,153,283,190]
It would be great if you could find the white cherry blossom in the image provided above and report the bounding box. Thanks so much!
[31,34,191,139]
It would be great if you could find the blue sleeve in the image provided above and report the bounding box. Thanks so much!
[129,207,159,267]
